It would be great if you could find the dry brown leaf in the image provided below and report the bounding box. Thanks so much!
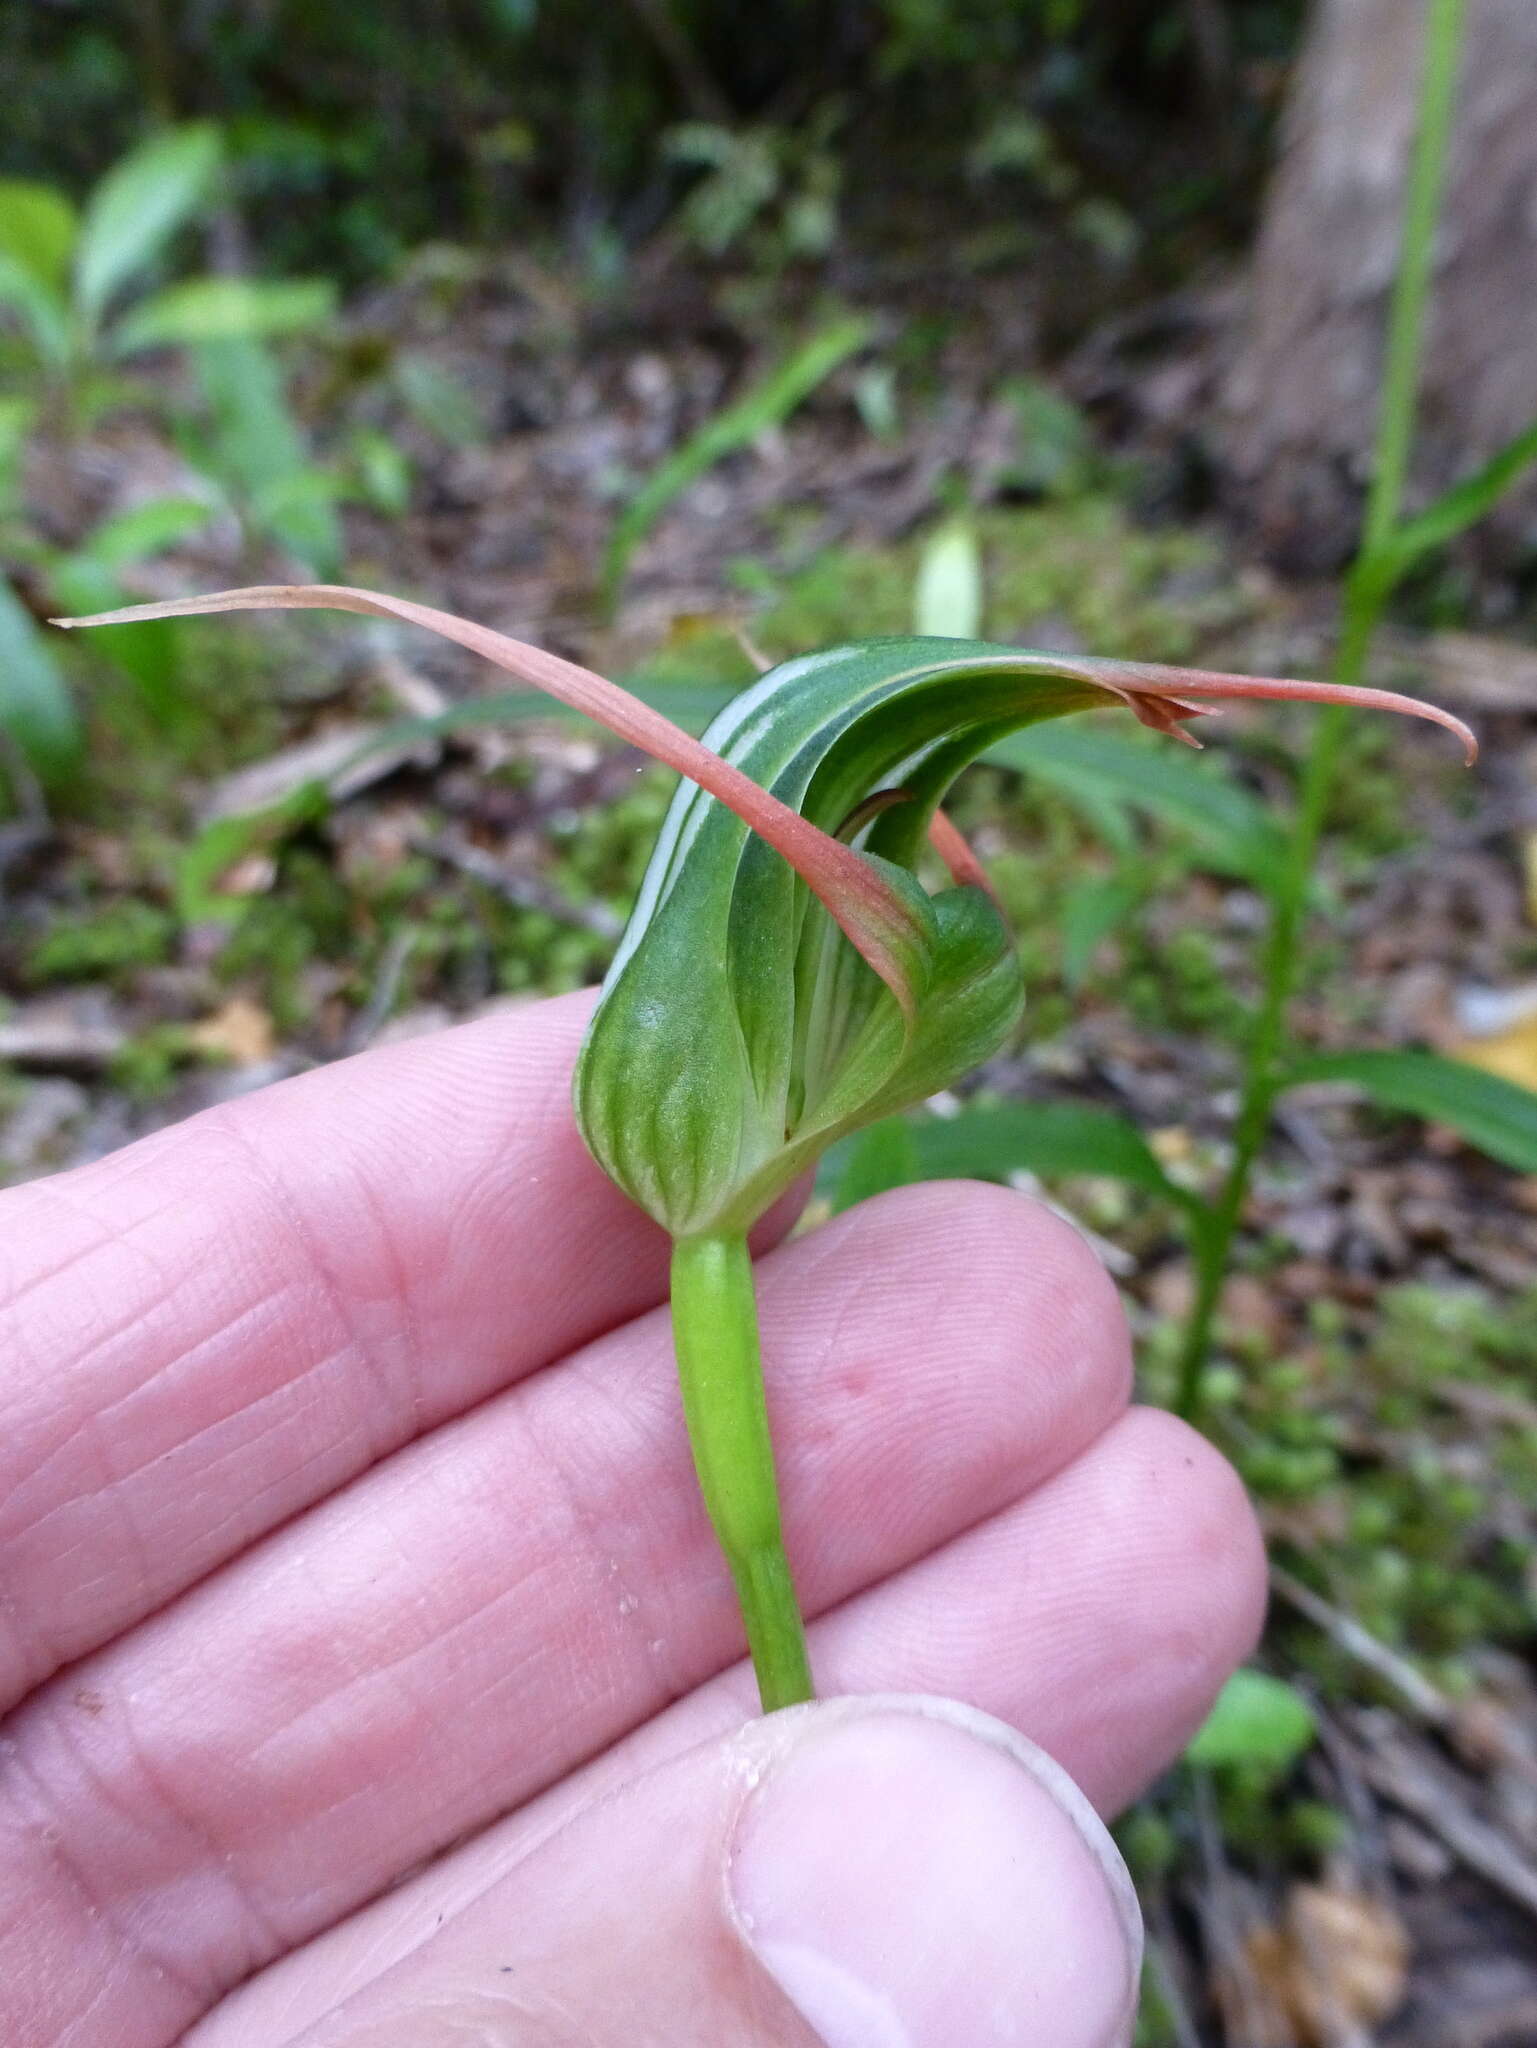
[199,721,438,825]
[1236,1883,1410,2047]
[1215,1924,1297,2048]
[187,997,276,1067]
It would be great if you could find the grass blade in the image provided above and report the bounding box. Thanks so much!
[1284,1048,1537,1174]
[601,314,871,611]
[1370,416,1537,587]
[911,1099,1195,1205]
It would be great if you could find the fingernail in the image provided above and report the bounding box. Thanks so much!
[728,1695,1142,2048]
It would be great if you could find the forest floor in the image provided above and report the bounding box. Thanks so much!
[4,259,1537,2046]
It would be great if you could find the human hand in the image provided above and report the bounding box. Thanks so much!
[0,991,1265,2047]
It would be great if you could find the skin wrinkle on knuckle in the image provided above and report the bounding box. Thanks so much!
[196,1111,414,1464]
[0,1444,568,2035]
[0,1695,236,2024]
[0,1156,395,1700]
[504,1379,686,1705]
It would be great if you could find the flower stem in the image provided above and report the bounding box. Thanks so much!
[669,1232,813,1712]
[1174,0,1467,1425]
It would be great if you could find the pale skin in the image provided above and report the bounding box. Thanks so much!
[0,990,1267,2047]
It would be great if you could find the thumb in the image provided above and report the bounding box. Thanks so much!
[284,1695,1143,2048]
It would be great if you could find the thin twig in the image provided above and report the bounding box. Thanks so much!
[1190,1768,1275,2048]
[344,928,417,1055]
[1349,1718,1537,1922]
[1145,1912,1205,2048]
[1270,1566,1453,1728]
[416,828,623,939]
[1310,1700,1395,1894]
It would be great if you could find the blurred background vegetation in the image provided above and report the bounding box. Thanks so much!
[5,2,1303,277]
[3,5,1536,2043]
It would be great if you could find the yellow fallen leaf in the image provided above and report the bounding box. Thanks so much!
[1451,1013,1537,1093]
[187,997,276,1068]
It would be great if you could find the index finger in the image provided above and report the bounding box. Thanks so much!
[0,992,702,1711]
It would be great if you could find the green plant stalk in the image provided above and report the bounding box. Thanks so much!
[1175,0,1467,1423]
[669,1233,814,1710]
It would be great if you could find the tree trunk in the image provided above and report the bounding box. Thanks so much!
[1223,0,1537,579]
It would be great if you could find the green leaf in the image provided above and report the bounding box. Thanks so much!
[42,499,210,728]
[1186,1670,1316,1775]
[45,556,185,726]
[173,783,328,925]
[830,1115,922,1212]
[905,1099,1195,1207]
[1370,416,1537,587]
[193,335,341,575]
[75,495,212,569]
[0,396,36,518]
[913,518,983,638]
[112,275,335,355]
[0,578,81,782]
[990,724,1286,885]
[602,315,871,611]
[0,179,78,291]
[1283,1049,1537,1174]
[75,123,221,330]
[1059,869,1143,988]
[0,251,71,366]
[1001,376,1096,499]
[349,427,413,515]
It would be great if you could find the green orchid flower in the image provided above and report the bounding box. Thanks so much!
[56,585,1475,1711]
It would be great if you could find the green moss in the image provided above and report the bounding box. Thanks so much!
[1143,1278,1537,1688]
[745,496,1234,664]
[1121,923,1251,1041]
[191,767,677,1033]
[108,1024,192,1101]
[27,899,177,984]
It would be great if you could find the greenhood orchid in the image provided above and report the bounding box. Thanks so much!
[55,585,1476,1711]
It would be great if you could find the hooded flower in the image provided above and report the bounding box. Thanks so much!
[55,588,1475,1239]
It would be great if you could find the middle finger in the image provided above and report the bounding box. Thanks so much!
[0,1183,1127,2048]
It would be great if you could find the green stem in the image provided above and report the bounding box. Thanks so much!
[1175,0,1467,1424]
[669,1232,813,1712]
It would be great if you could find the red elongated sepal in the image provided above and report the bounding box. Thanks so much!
[53,584,929,1016]
[1078,656,1477,763]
